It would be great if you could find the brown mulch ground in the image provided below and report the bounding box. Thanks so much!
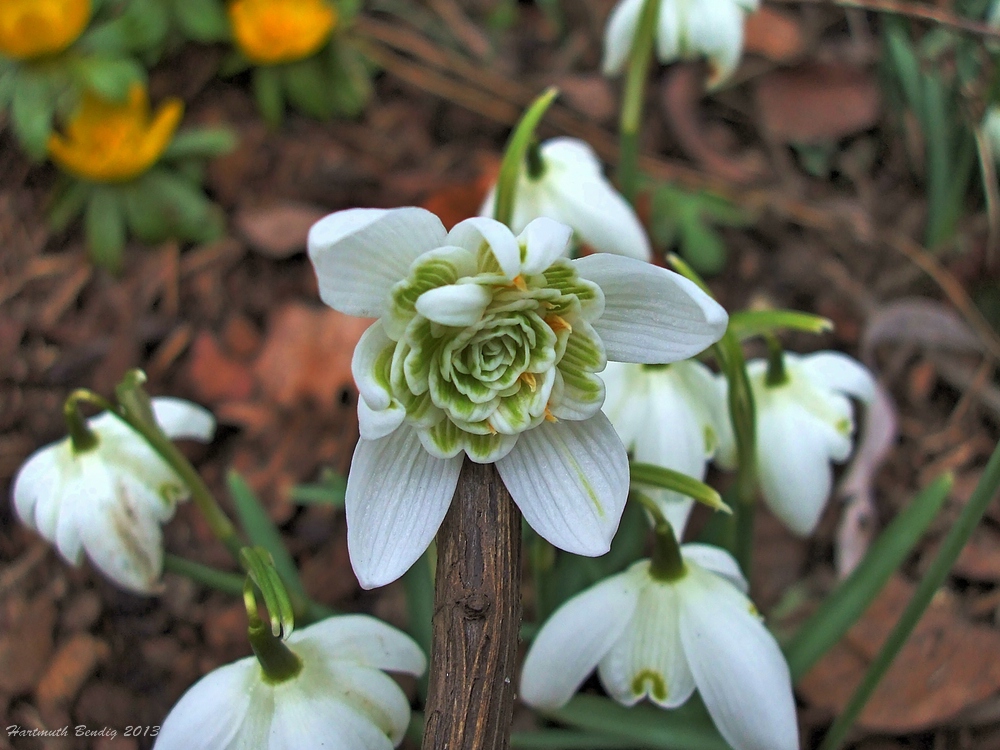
[3,2,1000,748]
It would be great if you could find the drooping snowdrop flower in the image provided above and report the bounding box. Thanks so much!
[521,548,799,750]
[155,615,426,750]
[602,359,729,533]
[308,208,727,588]
[602,0,760,88]
[479,138,652,261]
[12,398,215,593]
[717,351,876,536]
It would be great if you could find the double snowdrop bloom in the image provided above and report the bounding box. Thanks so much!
[480,138,651,261]
[718,351,876,536]
[155,615,426,750]
[520,549,799,750]
[308,208,727,588]
[602,359,728,532]
[602,0,760,88]
[12,398,215,593]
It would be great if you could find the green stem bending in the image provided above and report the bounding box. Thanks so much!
[246,581,303,683]
[819,441,1000,750]
[63,390,101,453]
[618,0,659,203]
[632,492,686,581]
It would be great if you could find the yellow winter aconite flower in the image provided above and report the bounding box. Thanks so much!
[47,85,184,183]
[0,0,91,60]
[229,0,337,65]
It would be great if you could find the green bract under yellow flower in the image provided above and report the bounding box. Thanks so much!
[47,84,184,183]
[308,207,729,588]
[229,0,337,65]
[0,0,90,60]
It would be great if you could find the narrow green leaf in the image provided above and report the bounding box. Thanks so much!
[678,217,726,275]
[325,42,373,117]
[728,310,834,341]
[283,56,335,120]
[122,177,171,243]
[494,87,559,227]
[239,545,295,637]
[163,553,243,596]
[630,462,731,514]
[820,443,1000,750]
[85,187,127,272]
[253,66,284,128]
[401,549,433,698]
[546,694,732,750]
[227,471,308,607]
[162,127,238,160]
[289,470,347,507]
[12,73,55,160]
[142,167,224,241]
[784,472,953,681]
[47,179,91,233]
[172,0,232,43]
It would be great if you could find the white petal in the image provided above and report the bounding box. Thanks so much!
[600,362,648,449]
[324,663,414,745]
[757,402,835,536]
[518,217,573,274]
[291,614,427,676]
[358,398,406,441]
[598,573,696,709]
[269,685,389,750]
[656,0,682,63]
[154,658,260,750]
[151,397,216,442]
[496,413,628,556]
[309,207,448,318]
[448,217,521,280]
[635,488,695,539]
[681,544,747,593]
[797,351,876,404]
[346,427,463,588]
[415,283,492,326]
[686,0,745,88]
[539,140,651,261]
[520,571,640,709]
[353,321,396,411]
[603,0,646,75]
[574,254,728,364]
[678,568,799,750]
[12,441,64,536]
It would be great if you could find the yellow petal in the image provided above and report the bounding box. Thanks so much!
[0,0,91,60]
[229,0,337,65]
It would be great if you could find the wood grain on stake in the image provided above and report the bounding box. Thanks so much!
[422,460,522,750]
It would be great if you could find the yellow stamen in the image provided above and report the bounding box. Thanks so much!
[229,0,337,65]
[0,0,90,60]
[47,84,183,183]
[519,372,537,392]
[544,407,558,423]
[511,275,528,291]
[546,315,572,334]
[486,421,498,435]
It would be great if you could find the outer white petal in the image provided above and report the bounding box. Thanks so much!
[656,0,682,63]
[518,217,573,274]
[686,0,745,88]
[520,571,640,709]
[598,572,696,709]
[600,362,648,449]
[797,352,876,404]
[78,471,170,593]
[678,568,799,750]
[757,402,835,536]
[603,0,646,75]
[540,140,652,261]
[448,217,521,280]
[358,398,406,441]
[346,427,463,588]
[308,207,448,318]
[292,614,427,676]
[323,663,418,746]
[680,543,747,593]
[353,322,395,411]
[12,441,64,537]
[154,658,259,750]
[574,254,728,364]
[496,412,628,556]
[151,397,216,442]
[415,283,492,327]
[270,684,391,750]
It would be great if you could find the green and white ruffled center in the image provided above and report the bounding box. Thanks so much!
[369,241,608,462]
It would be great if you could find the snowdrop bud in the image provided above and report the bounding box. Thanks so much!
[308,207,728,588]
[521,548,798,750]
[155,615,427,750]
[11,397,215,593]
[480,137,652,261]
[602,0,760,88]
[717,350,876,535]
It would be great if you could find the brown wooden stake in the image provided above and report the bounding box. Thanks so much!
[422,459,522,750]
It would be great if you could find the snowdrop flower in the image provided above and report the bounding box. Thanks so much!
[480,138,651,261]
[718,351,876,535]
[602,359,728,532]
[602,0,760,88]
[308,208,727,588]
[12,398,215,593]
[521,548,798,750]
[155,615,426,750]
